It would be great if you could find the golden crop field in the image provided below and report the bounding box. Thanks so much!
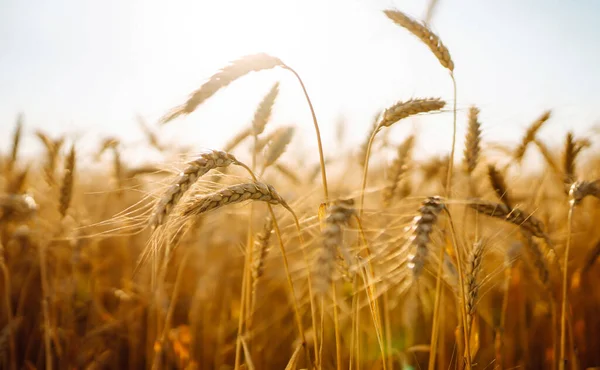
[1,5,600,370]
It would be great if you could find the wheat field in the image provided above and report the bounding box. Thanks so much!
[1,7,600,370]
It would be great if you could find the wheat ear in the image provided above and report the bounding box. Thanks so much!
[359,98,445,216]
[514,110,552,161]
[262,126,295,171]
[465,240,486,335]
[314,199,355,295]
[160,53,285,123]
[464,106,481,175]
[407,196,445,278]
[6,114,23,175]
[563,132,577,192]
[252,82,280,136]
[182,182,291,217]
[487,164,512,208]
[59,144,76,218]
[149,150,243,228]
[383,10,453,71]
[468,200,550,242]
[382,135,415,206]
[251,217,274,311]
[382,9,456,197]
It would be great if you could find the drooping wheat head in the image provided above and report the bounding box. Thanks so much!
[383,10,454,72]
[160,53,285,124]
[150,150,244,228]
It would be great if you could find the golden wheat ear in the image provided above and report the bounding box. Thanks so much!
[514,110,551,161]
[382,135,415,207]
[464,106,482,175]
[487,164,512,208]
[383,9,453,72]
[160,53,285,124]
[59,144,76,218]
[149,150,243,229]
[252,82,280,136]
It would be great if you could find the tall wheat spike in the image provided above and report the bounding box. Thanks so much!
[487,164,512,208]
[59,144,76,218]
[253,82,280,136]
[464,106,482,175]
[382,135,415,206]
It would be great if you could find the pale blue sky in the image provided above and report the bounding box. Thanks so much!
[1,0,599,164]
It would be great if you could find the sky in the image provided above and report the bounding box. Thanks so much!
[1,0,599,165]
